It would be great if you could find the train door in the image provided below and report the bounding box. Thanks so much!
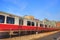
[36,22,38,27]
[36,22,38,32]
[40,24,43,27]
[19,18,23,25]
[49,25,50,28]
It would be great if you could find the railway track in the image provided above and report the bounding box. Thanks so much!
[0,30,60,40]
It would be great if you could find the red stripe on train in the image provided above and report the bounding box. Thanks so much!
[0,24,58,31]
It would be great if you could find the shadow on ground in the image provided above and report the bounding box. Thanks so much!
[31,32,60,40]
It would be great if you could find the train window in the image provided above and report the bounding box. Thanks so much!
[32,22,34,26]
[19,19,23,25]
[0,15,5,23]
[45,25,47,28]
[27,21,31,26]
[49,25,50,28]
[40,24,43,27]
[6,17,15,24]
[36,22,38,26]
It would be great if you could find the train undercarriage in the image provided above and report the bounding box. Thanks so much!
[0,29,58,39]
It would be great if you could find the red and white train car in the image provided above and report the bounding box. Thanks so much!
[0,12,59,38]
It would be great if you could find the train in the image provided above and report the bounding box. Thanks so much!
[0,11,59,38]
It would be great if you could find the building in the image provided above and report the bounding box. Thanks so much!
[56,21,60,28]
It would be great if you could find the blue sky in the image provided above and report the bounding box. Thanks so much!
[0,0,60,21]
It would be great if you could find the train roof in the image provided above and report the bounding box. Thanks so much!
[0,11,22,18]
[0,11,43,23]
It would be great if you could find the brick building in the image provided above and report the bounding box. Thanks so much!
[56,22,60,27]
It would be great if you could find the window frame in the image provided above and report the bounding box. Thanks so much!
[6,16,15,24]
[45,25,47,28]
[0,15,5,23]
[40,24,43,27]
[32,22,35,26]
[27,21,31,26]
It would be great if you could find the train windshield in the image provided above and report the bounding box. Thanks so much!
[6,17,15,24]
[0,15,5,23]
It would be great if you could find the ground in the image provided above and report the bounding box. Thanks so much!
[0,30,60,40]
